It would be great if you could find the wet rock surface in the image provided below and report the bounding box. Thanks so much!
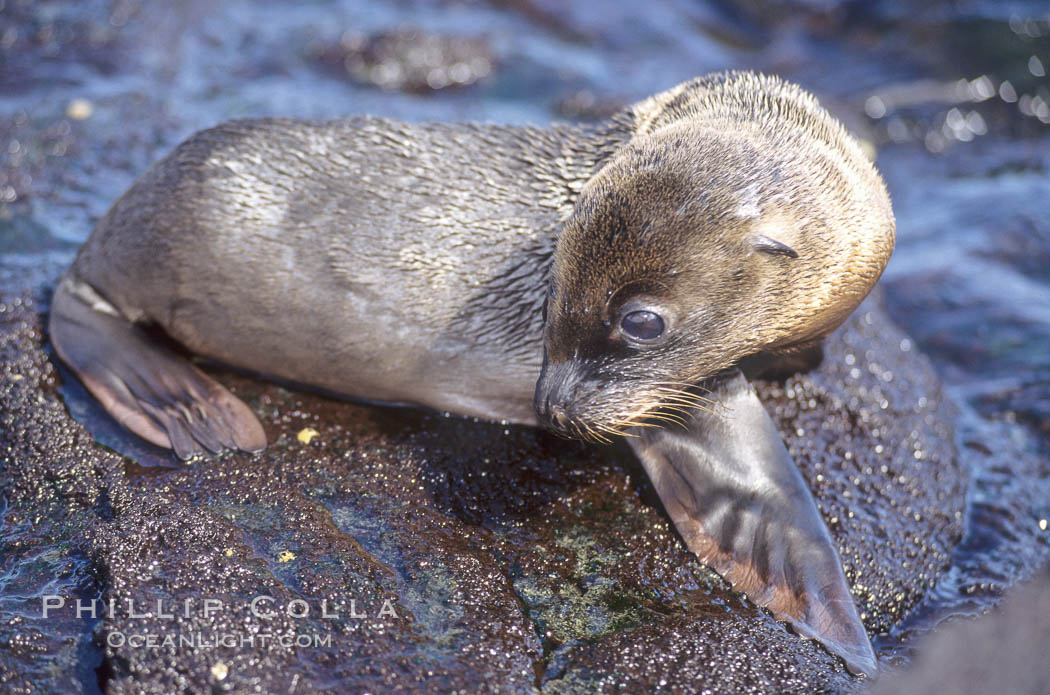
[309,28,496,93]
[2,0,1049,693]
[1,284,963,694]
[756,300,962,636]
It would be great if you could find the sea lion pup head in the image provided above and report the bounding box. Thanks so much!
[535,72,895,439]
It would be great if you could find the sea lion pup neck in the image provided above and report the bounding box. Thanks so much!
[535,71,894,439]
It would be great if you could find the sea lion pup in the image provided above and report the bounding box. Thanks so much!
[50,71,893,676]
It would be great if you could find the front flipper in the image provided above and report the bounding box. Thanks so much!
[49,274,267,460]
[626,368,876,677]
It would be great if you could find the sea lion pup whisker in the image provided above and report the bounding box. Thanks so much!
[647,390,719,414]
[620,408,691,432]
[595,422,637,439]
[648,380,717,395]
[648,384,719,405]
[608,388,725,429]
[581,422,613,445]
[50,70,890,677]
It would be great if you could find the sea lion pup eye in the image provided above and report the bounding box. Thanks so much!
[535,71,893,677]
[611,291,676,347]
[619,308,664,342]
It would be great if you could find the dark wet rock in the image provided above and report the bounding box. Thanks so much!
[0,289,111,695]
[491,0,757,51]
[865,562,1050,695]
[309,28,496,94]
[871,132,1050,667]
[0,112,81,215]
[757,294,963,634]
[879,136,1050,448]
[0,276,965,693]
[0,0,142,94]
[0,75,177,223]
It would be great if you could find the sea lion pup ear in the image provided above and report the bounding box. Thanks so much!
[625,369,877,678]
[49,274,267,460]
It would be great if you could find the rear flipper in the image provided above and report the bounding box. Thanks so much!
[49,274,267,460]
[627,368,876,677]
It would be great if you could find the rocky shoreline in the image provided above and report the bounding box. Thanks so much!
[0,285,965,693]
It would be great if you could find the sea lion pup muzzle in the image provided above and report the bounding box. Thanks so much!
[50,71,892,678]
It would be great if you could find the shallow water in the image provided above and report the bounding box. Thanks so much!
[2,0,1049,689]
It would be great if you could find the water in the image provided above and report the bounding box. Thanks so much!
[2,0,1049,685]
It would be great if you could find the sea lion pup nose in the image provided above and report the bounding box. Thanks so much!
[50,70,890,676]
[536,72,893,676]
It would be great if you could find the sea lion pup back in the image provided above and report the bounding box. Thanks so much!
[50,71,892,677]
